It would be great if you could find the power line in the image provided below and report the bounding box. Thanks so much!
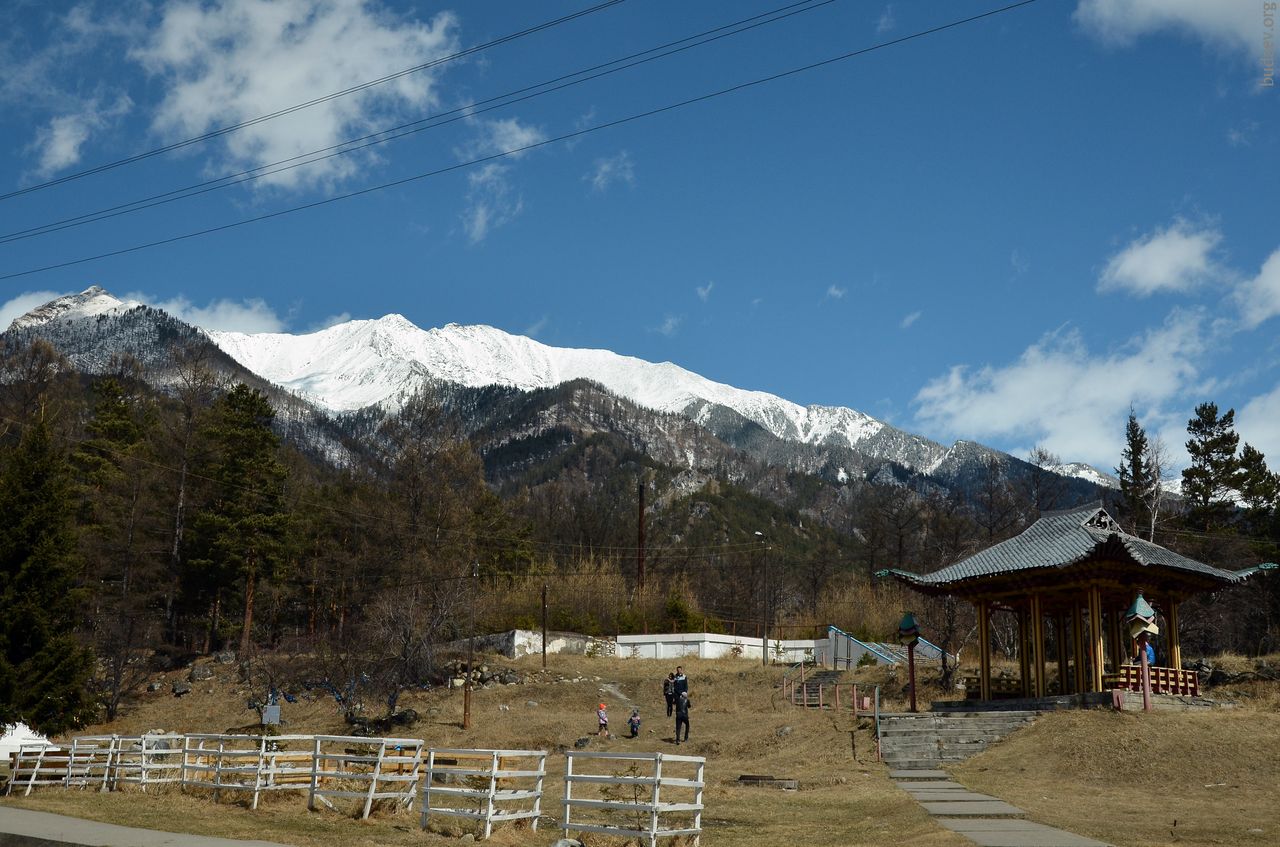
[0,0,626,204]
[0,0,830,245]
[0,0,1042,282]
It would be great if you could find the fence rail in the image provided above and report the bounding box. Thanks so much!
[563,751,704,847]
[420,748,546,839]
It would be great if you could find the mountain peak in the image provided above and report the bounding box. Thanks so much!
[8,286,140,332]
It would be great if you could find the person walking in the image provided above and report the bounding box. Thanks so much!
[674,691,691,745]
[596,703,609,737]
[663,673,676,717]
[673,666,688,699]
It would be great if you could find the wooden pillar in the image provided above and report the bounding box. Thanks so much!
[1030,594,1046,698]
[1107,609,1124,675]
[1087,586,1105,692]
[977,600,992,702]
[1055,614,1070,695]
[1072,602,1086,695]
[1017,608,1031,698]
[1167,599,1182,671]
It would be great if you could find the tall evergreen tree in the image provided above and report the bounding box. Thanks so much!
[0,418,96,733]
[1115,410,1153,535]
[1237,443,1279,534]
[187,384,289,658]
[1182,402,1242,530]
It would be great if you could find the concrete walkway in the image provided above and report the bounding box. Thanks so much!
[0,807,290,847]
[891,771,1111,847]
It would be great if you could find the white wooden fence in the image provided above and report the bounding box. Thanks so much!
[6,732,424,819]
[562,751,704,847]
[420,748,546,839]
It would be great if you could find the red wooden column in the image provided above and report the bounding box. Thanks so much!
[1072,601,1087,695]
[1087,586,1106,693]
[1017,608,1031,698]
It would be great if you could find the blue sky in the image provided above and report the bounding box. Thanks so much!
[0,0,1276,471]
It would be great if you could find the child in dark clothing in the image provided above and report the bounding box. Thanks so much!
[628,709,641,738]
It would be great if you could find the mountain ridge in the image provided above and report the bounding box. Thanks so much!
[7,287,1111,489]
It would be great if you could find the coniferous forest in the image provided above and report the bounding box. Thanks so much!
[1,336,1277,733]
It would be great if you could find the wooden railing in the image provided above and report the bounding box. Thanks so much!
[1104,665,1199,697]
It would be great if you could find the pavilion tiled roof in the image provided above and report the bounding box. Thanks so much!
[879,502,1245,590]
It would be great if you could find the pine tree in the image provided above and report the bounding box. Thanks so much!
[1115,411,1153,535]
[1237,443,1279,533]
[1182,402,1241,530]
[187,384,289,658]
[0,418,97,733]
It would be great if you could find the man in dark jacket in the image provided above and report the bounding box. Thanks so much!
[674,691,691,744]
[673,667,688,698]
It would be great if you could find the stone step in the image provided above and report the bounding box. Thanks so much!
[888,769,949,779]
[882,757,952,769]
[880,738,994,750]
[880,725,1026,736]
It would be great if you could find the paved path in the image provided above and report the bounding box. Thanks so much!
[893,772,1111,847]
[0,807,290,847]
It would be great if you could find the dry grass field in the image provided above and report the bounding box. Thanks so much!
[0,654,965,846]
[5,653,1278,846]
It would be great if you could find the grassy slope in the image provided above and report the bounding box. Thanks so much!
[954,703,1280,847]
[2,656,965,847]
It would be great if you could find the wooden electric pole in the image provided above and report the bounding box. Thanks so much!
[637,477,646,633]
[463,561,478,730]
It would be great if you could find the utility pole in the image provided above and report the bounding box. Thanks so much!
[637,476,646,633]
[756,531,768,666]
[541,582,548,670]
[463,561,478,730]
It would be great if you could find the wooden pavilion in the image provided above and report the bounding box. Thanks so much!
[877,503,1266,702]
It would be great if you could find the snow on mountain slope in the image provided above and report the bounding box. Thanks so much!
[7,286,142,332]
[208,316,890,456]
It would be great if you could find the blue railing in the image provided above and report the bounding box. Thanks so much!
[827,625,899,666]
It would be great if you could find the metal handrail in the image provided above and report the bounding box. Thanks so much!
[827,625,899,665]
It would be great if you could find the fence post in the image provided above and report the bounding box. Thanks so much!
[692,757,704,847]
[834,684,840,712]
[852,684,859,719]
[419,749,435,830]
[308,737,321,811]
[483,750,499,839]
[361,739,387,820]
[531,752,545,831]
[562,753,574,840]
[649,753,663,847]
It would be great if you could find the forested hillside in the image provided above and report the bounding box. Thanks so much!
[1,333,1276,735]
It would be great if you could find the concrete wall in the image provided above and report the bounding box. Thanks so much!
[615,632,820,663]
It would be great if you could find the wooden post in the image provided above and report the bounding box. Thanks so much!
[977,601,992,702]
[1029,595,1046,698]
[1072,602,1086,695]
[1108,608,1124,676]
[1167,599,1182,672]
[650,754,663,847]
[1017,608,1031,697]
[1055,614,1070,695]
[907,641,918,712]
[1088,587,1106,693]
[1138,632,1153,711]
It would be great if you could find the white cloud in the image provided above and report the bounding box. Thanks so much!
[1227,121,1259,147]
[1010,248,1030,277]
[461,162,524,244]
[876,4,895,35]
[696,282,714,302]
[826,284,846,299]
[656,314,683,336]
[586,150,635,193]
[470,117,546,159]
[29,94,133,177]
[1238,383,1280,463]
[1075,0,1258,58]
[523,315,549,337]
[1233,247,1280,328]
[1098,220,1224,296]
[307,312,352,332]
[0,290,68,332]
[913,312,1205,468]
[900,310,921,329]
[128,292,287,333]
[131,0,458,190]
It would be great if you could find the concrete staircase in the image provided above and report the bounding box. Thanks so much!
[878,710,1038,771]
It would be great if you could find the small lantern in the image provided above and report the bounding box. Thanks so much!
[1125,593,1159,639]
[897,611,921,647]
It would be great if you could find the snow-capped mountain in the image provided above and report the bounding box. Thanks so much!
[207,314,935,466]
[7,287,1113,490]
